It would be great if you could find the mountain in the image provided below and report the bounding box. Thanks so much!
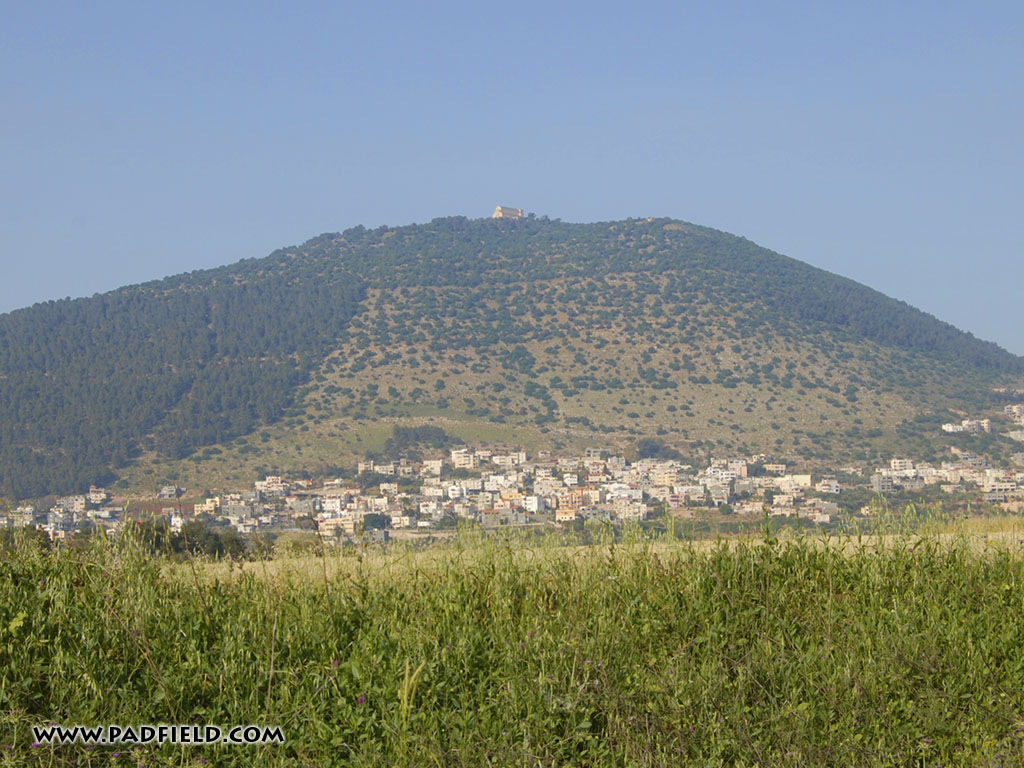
[1,215,1021,499]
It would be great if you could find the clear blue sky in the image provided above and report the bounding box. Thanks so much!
[2,1,1022,354]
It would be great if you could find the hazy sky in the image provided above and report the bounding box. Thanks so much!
[2,1,1021,354]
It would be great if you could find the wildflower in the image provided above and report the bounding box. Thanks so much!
[357,694,365,705]
[331,658,340,667]
[31,742,41,748]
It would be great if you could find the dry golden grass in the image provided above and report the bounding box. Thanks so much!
[167,518,1024,590]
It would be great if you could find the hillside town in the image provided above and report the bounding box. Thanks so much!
[5,402,1024,543]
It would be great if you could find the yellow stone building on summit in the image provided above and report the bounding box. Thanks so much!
[492,205,523,220]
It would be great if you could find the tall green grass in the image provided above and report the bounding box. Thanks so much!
[2,526,1024,766]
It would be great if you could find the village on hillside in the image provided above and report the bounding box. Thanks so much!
[5,402,1024,544]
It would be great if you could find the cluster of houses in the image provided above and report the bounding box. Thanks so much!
[4,485,119,541]
[5,403,1023,542]
[871,450,1023,505]
[942,404,1024,436]
[1005,404,1024,444]
[4,450,1020,544]
[941,418,992,434]
[312,451,852,533]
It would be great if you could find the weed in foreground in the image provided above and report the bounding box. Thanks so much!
[0,526,1023,766]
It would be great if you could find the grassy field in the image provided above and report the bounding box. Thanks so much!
[3,524,1024,766]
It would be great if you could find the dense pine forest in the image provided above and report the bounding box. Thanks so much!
[0,260,363,498]
[0,216,1020,499]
